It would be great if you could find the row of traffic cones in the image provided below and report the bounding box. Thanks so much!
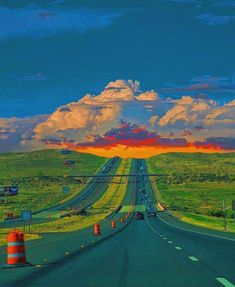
[3,212,131,268]
[93,212,131,236]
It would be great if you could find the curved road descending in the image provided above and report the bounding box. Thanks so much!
[3,159,235,287]
[2,161,235,287]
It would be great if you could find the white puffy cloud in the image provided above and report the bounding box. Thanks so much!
[34,80,161,142]
[158,96,216,127]
[1,80,235,153]
[205,100,235,125]
[0,115,48,152]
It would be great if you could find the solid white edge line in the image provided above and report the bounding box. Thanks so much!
[216,278,235,287]
[157,214,235,242]
[188,256,199,262]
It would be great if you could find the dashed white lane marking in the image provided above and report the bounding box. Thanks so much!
[175,246,182,250]
[168,241,172,244]
[163,238,167,240]
[188,256,199,262]
[157,214,235,242]
[216,278,235,287]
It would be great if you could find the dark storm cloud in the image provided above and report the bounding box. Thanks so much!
[195,137,235,150]
[160,74,235,94]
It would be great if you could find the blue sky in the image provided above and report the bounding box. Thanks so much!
[0,0,234,117]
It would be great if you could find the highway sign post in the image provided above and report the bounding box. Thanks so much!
[222,199,227,230]
[22,210,32,221]
[22,210,32,233]
[62,186,69,193]
[0,186,19,196]
[232,200,235,224]
[0,186,19,204]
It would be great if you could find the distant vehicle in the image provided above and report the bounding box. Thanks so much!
[60,150,72,155]
[134,212,144,220]
[63,160,75,166]
[146,199,156,217]
[146,208,156,217]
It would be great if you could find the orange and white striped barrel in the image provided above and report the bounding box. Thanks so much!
[120,217,124,223]
[93,224,101,235]
[111,220,116,228]
[7,231,26,265]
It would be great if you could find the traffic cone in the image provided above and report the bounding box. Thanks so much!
[111,220,116,228]
[93,224,101,235]
[120,217,124,223]
[5,231,31,267]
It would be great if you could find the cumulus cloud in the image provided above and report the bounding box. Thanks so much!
[205,100,235,126]
[1,79,235,154]
[158,96,216,127]
[0,115,48,152]
[34,80,161,143]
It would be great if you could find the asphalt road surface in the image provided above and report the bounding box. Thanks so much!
[1,159,235,287]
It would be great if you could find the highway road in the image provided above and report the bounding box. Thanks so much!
[1,159,235,287]
[0,157,121,228]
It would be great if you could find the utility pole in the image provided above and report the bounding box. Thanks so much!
[223,199,227,230]
[232,200,235,225]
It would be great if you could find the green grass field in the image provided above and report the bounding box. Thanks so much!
[147,153,235,232]
[0,159,131,245]
[0,149,106,219]
[27,158,131,233]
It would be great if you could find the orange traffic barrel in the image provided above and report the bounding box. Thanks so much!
[111,220,116,228]
[93,224,101,235]
[120,217,124,223]
[125,214,129,219]
[6,231,30,267]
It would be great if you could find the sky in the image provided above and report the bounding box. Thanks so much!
[0,0,235,117]
[0,0,234,156]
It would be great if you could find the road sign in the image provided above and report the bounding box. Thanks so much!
[62,186,69,193]
[22,210,32,221]
[60,150,72,155]
[63,160,75,166]
[0,186,19,196]
[232,200,235,211]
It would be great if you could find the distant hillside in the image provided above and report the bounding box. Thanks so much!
[147,153,235,232]
[0,149,106,179]
[149,152,235,180]
[0,150,107,219]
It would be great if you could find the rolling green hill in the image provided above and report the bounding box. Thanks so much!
[0,150,106,219]
[147,153,235,232]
